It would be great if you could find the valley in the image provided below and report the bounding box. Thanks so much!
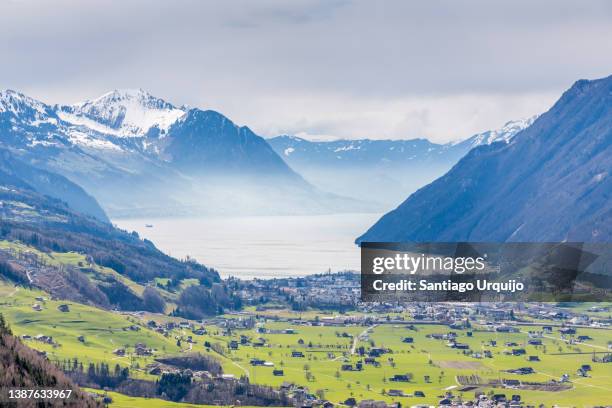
[1,278,611,407]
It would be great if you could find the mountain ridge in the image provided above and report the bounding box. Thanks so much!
[267,117,536,206]
[356,75,612,243]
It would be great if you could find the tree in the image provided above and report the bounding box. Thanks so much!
[143,287,166,313]
[0,313,11,335]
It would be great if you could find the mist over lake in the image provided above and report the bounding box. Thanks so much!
[114,213,381,279]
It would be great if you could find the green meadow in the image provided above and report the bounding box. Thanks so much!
[190,321,612,406]
[0,280,183,377]
[1,276,611,406]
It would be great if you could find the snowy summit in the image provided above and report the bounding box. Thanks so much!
[58,89,186,138]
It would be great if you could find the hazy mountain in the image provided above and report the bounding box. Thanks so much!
[357,75,612,243]
[0,148,109,222]
[268,117,536,206]
[0,89,366,217]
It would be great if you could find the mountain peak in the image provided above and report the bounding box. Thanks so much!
[0,89,57,125]
[88,88,168,107]
[455,115,538,148]
[58,89,185,137]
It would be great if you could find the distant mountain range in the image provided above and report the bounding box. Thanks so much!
[268,117,536,205]
[357,75,612,243]
[0,89,369,217]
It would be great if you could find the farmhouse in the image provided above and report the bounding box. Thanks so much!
[559,327,576,335]
[34,334,53,344]
[493,393,508,401]
[135,343,153,356]
[452,343,470,350]
[368,348,387,357]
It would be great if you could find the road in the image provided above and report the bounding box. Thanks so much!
[351,324,377,354]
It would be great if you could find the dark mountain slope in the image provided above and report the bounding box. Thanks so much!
[357,75,612,243]
[166,109,306,182]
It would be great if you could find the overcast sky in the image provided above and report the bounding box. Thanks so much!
[1,0,611,142]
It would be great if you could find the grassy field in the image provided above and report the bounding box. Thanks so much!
[188,320,612,406]
[0,280,184,378]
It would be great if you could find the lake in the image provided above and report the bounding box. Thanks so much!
[114,213,381,279]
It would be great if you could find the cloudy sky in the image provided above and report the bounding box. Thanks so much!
[1,0,611,142]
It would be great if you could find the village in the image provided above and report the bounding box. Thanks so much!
[9,272,612,407]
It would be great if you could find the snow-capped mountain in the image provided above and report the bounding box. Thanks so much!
[0,89,369,216]
[267,117,536,206]
[0,89,58,125]
[0,90,66,148]
[452,116,538,149]
[58,89,186,138]
[269,117,536,168]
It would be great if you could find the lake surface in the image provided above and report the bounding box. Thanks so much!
[114,213,381,279]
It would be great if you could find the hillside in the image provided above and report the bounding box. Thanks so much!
[0,169,237,316]
[268,117,535,206]
[0,314,101,407]
[357,75,612,243]
[0,149,108,222]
